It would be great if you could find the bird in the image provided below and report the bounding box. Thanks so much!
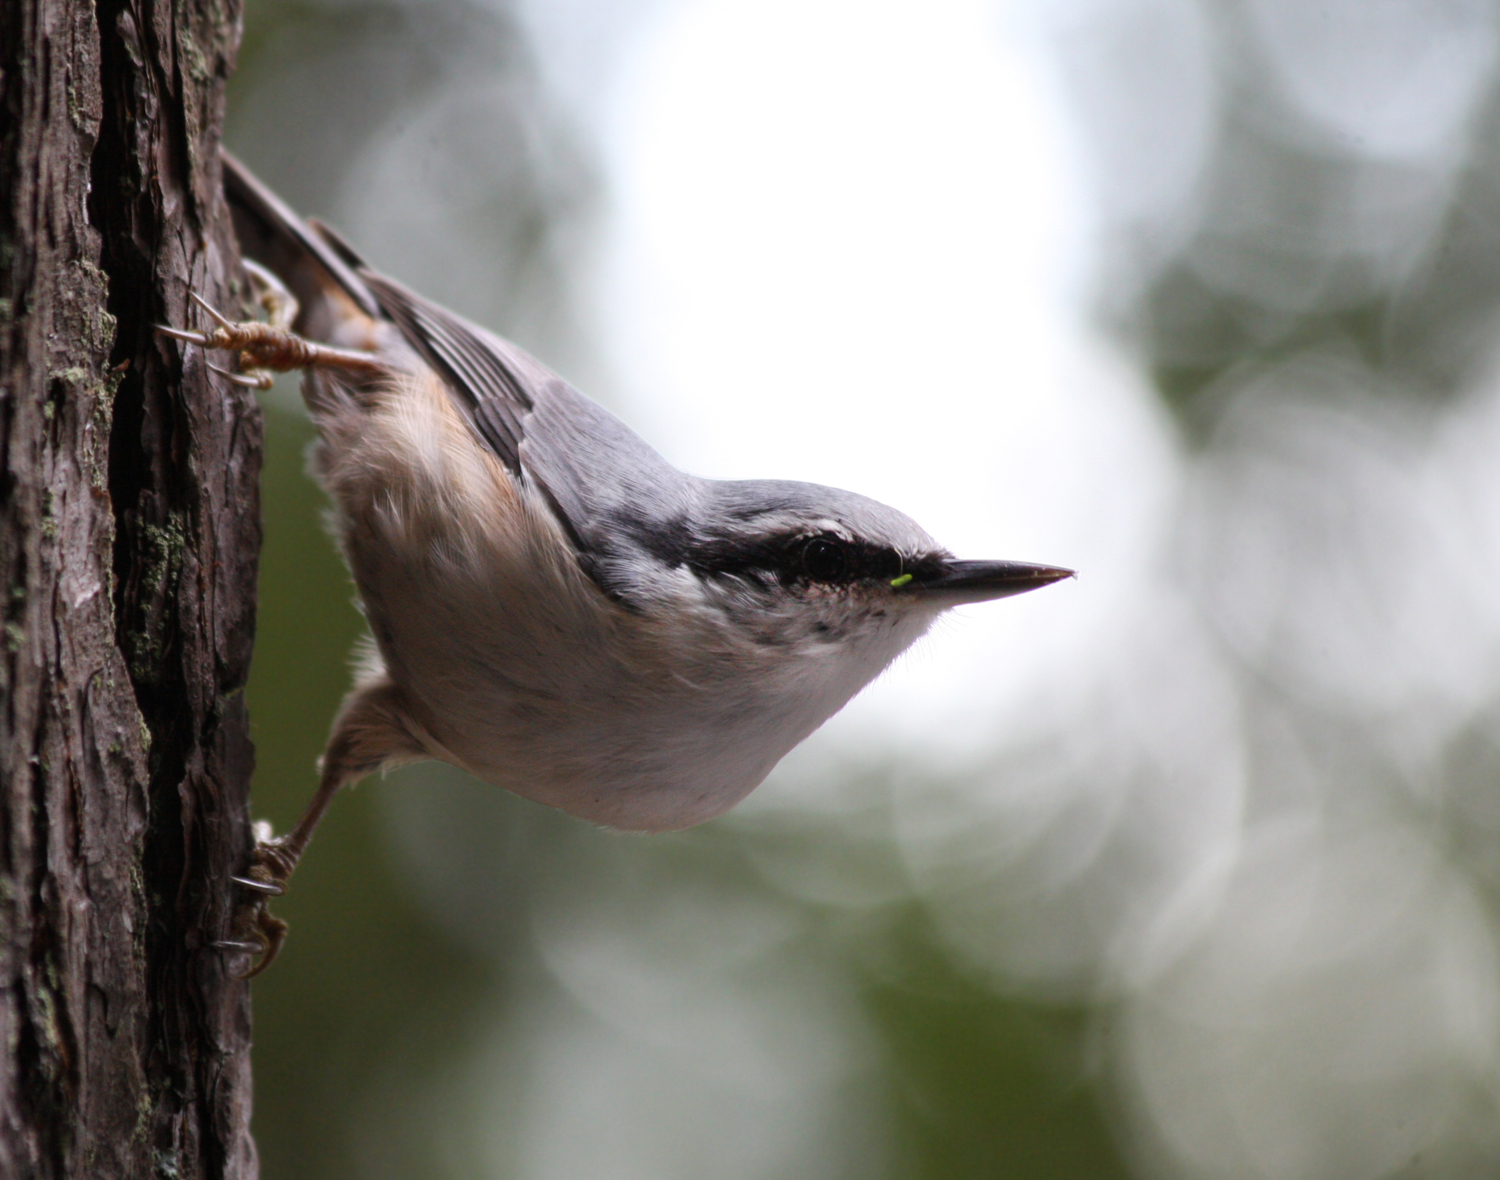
[158,150,1074,975]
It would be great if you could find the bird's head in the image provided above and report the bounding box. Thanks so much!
[598,478,1072,685]
[534,476,1075,829]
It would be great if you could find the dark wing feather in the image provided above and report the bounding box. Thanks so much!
[359,271,533,475]
[222,151,381,322]
[356,269,705,604]
[221,150,703,599]
[306,217,370,273]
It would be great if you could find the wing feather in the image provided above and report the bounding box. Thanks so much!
[359,271,533,474]
[355,267,700,603]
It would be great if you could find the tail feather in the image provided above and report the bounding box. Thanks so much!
[306,216,370,273]
[221,150,382,332]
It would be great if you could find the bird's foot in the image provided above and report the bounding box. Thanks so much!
[216,821,298,979]
[242,258,299,331]
[155,291,382,388]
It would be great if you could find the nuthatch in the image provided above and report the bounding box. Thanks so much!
[159,151,1074,975]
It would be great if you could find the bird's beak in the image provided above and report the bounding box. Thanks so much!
[908,559,1075,605]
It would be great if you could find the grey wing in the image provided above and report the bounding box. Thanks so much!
[355,271,704,588]
[221,150,697,579]
[359,271,532,474]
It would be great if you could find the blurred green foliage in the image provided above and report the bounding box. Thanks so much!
[247,402,492,1179]
[867,914,1129,1180]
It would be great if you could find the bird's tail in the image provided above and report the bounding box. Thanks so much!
[221,150,381,339]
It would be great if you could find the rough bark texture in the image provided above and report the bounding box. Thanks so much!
[0,0,260,1176]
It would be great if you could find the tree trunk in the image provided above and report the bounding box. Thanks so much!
[0,0,260,1175]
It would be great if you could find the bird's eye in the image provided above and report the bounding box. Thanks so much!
[800,536,849,583]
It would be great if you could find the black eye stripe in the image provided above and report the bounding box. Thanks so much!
[681,532,908,587]
[601,506,932,599]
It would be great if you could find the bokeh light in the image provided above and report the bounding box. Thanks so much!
[232,1,1500,1176]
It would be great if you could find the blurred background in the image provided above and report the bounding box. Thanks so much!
[228,0,1500,1176]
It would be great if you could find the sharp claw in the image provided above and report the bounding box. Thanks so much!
[190,290,235,328]
[240,259,275,287]
[231,874,286,896]
[240,914,289,979]
[155,324,210,346]
[207,361,273,390]
[213,939,264,952]
[241,259,302,330]
[240,952,276,980]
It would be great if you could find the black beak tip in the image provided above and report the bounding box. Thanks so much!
[997,563,1076,596]
[911,559,1077,601]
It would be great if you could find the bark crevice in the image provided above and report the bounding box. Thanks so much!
[1,0,261,1174]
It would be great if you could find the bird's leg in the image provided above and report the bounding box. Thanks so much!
[217,678,430,978]
[156,289,383,390]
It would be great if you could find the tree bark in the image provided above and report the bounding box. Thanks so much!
[0,0,260,1176]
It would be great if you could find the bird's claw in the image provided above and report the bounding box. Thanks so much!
[218,899,290,979]
[156,290,295,388]
[229,873,286,895]
[191,289,236,327]
[154,322,213,347]
[220,831,297,979]
[156,286,380,383]
[241,258,300,329]
[207,361,274,390]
